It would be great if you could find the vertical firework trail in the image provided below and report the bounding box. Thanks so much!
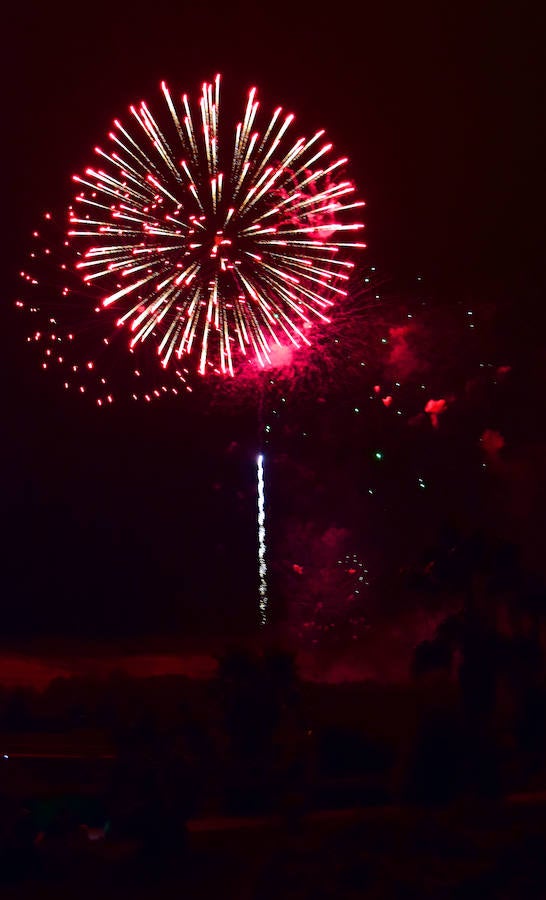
[257,453,268,624]
[256,373,268,624]
[17,75,366,631]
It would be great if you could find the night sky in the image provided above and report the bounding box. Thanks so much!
[1,1,544,640]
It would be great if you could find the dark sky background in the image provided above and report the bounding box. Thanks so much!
[1,1,544,641]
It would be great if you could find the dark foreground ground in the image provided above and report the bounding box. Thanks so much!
[4,798,546,899]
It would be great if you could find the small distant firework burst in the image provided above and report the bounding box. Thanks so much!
[283,526,370,648]
[43,75,364,385]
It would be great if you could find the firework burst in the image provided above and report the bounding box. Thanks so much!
[65,76,365,378]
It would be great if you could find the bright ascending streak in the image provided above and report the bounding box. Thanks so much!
[69,76,365,377]
[257,453,268,625]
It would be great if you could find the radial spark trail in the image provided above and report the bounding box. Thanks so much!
[68,76,365,378]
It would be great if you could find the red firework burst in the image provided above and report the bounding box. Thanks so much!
[34,77,365,382]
